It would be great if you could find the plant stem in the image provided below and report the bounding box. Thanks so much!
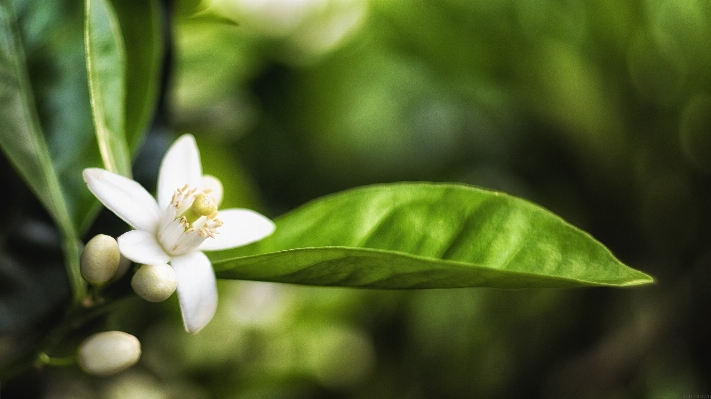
[62,235,87,306]
[35,352,76,367]
[0,296,129,382]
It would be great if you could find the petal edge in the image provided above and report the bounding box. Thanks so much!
[157,134,203,209]
[117,230,171,264]
[172,251,218,334]
[83,168,161,232]
[199,209,276,251]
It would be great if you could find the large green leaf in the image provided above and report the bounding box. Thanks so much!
[0,3,69,231]
[0,0,162,309]
[0,0,161,236]
[84,0,132,176]
[0,1,85,302]
[5,0,105,234]
[109,0,163,152]
[211,183,653,288]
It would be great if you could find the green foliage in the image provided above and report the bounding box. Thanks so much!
[0,1,85,301]
[108,0,163,151]
[0,0,162,309]
[212,183,651,288]
[10,0,711,395]
[85,0,131,177]
[0,2,72,235]
[83,0,163,174]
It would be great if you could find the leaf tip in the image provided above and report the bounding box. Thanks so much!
[620,271,655,287]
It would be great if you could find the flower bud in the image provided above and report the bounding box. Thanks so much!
[131,263,178,302]
[80,234,121,284]
[78,331,141,376]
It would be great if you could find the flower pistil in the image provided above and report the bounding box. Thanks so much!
[158,185,224,256]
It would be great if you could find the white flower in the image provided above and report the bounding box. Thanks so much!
[83,134,275,333]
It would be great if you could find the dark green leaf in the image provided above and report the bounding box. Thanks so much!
[0,1,86,301]
[211,183,653,288]
[6,0,105,234]
[0,2,74,237]
[85,0,132,176]
[110,0,163,152]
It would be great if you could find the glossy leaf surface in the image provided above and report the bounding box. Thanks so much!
[85,0,131,176]
[109,0,163,151]
[1,0,106,234]
[211,184,653,288]
[0,1,88,302]
[0,2,74,236]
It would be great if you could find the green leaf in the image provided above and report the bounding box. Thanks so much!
[109,0,163,152]
[1,0,158,233]
[8,0,102,234]
[0,2,85,302]
[84,0,132,176]
[0,3,72,237]
[211,183,653,288]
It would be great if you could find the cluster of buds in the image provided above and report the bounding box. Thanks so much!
[76,233,178,375]
[80,234,178,302]
[68,134,276,376]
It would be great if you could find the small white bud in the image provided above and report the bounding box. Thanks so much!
[78,331,141,376]
[131,264,178,302]
[80,234,120,284]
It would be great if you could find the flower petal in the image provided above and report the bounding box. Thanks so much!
[201,175,223,207]
[199,209,275,251]
[83,168,161,232]
[117,230,171,264]
[157,134,203,209]
[172,251,218,334]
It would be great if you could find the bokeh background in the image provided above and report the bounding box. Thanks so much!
[3,0,711,397]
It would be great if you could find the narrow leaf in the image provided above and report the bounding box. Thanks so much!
[85,0,132,176]
[0,3,72,236]
[2,0,153,233]
[0,2,85,302]
[211,183,653,288]
[110,0,163,151]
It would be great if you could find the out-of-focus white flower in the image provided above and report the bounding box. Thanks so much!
[83,134,275,333]
[78,331,141,376]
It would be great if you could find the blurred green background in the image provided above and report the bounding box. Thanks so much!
[3,0,711,397]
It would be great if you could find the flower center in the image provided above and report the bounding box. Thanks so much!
[157,185,224,255]
[181,193,217,228]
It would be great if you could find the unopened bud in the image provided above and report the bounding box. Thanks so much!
[80,234,120,284]
[131,264,178,302]
[78,331,141,376]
